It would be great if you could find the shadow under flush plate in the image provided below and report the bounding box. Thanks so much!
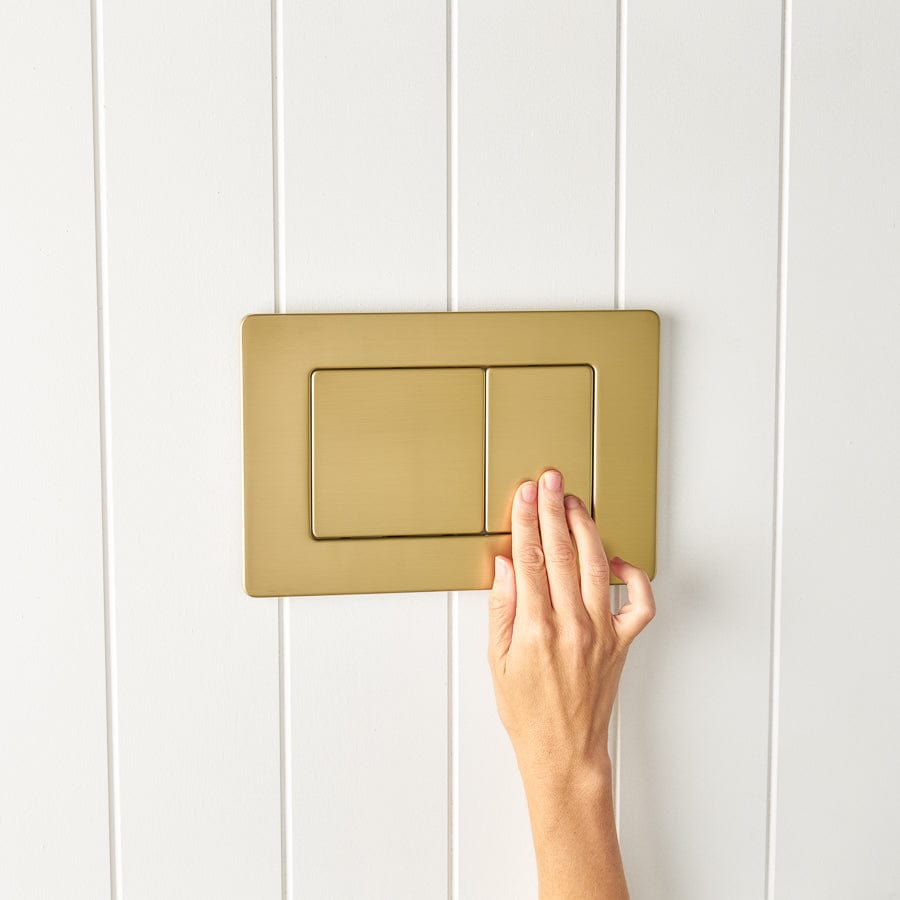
[241,310,659,597]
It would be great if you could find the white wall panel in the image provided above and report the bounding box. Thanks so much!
[290,594,448,897]
[619,3,782,898]
[101,2,281,896]
[284,1,447,311]
[0,5,110,898]
[282,1,449,895]
[775,3,900,896]
[456,1,617,894]
[457,2,616,310]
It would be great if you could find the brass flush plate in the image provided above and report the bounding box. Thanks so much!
[241,310,659,597]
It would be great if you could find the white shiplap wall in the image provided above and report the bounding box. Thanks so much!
[1,3,110,896]
[774,3,900,897]
[99,2,281,898]
[2,2,898,899]
[618,4,782,897]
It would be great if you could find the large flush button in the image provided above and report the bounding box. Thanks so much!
[311,367,484,539]
[486,365,593,533]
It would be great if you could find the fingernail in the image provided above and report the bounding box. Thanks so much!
[494,556,509,580]
[520,481,537,502]
[542,470,562,491]
[564,494,583,509]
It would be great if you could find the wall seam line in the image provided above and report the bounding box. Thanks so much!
[271,0,292,895]
[447,0,459,895]
[447,0,459,315]
[448,589,459,900]
[90,0,122,895]
[614,0,627,310]
[611,0,628,834]
[766,1,792,896]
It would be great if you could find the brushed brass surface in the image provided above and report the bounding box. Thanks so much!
[241,309,659,597]
[311,367,484,538]
[486,366,593,533]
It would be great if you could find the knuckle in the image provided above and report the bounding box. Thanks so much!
[545,539,577,569]
[583,557,610,583]
[523,618,555,648]
[560,620,594,654]
[515,542,545,574]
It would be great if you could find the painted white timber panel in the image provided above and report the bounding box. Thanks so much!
[283,1,449,895]
[283,1,447,311]
[0,5,111,898]
[290,595,448,897]
[101,2,281,896]
[456,2,616,310]
[774,3,900,896]
[619,3,782,898]
[456,1,617,894]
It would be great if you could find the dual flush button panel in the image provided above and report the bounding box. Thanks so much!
[242,310,659,597]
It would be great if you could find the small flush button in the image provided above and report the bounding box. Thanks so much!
[485,366,593,533]
[311,367,484,539]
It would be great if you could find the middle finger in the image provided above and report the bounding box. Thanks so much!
[537,469,585,620]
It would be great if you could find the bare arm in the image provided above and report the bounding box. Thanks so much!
[487,470,656,899]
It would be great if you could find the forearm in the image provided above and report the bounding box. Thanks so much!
[522,756,628,900]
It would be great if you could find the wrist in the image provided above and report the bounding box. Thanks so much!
[521,755,625,899]
[518,749,613,816]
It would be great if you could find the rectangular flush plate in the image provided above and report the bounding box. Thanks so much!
[242,310,659,597]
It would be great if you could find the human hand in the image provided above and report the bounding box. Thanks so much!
[487,469,655,898]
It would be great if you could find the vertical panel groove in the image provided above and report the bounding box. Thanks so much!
[765,0,792,896]
[447,0,458,314]
[614,0,627,310]
[448,591,459,900]
[611,0,628,832]
[90,0,121,896]
[278,602,293,900]
[447,0,459,896]
[271,0,292,895]
[272,0,287,311]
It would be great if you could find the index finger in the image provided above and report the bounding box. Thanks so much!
[510,480,552,622]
